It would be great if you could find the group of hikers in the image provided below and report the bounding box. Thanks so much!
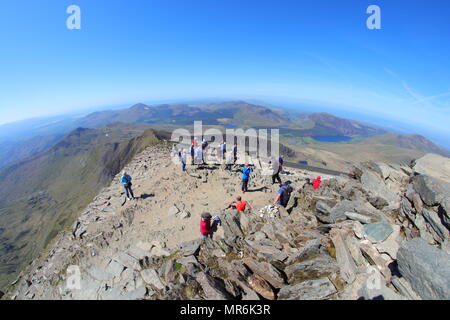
[119,141,323,241]
[178,139,239,168]
[198,159,323,240]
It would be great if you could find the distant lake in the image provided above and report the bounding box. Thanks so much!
[312,135,352,143]
[298,161,309,165]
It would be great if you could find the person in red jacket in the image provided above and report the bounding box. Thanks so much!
[200,212,212,240]
[312,176,322,190]
[225,195,253,213]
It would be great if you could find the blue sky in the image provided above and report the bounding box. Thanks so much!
[0,0,449,145]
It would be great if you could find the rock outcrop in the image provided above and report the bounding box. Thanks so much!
[3,151,449,301]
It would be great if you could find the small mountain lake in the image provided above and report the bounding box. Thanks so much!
[312,135,353,143]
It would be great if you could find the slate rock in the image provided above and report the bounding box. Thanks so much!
[413,175,450,206]
[363,221,393,243]
[397,238,450,300]
[278,278,337,300]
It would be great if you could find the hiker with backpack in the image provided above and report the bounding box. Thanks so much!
[120,171,136,200]
[274,181,294,208]
[225,195,253,213]
[302,178,314,190]
[241,163,254,193]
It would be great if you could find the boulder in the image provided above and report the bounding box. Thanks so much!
[422,209,449,243]
[345,212,375,224]
[195,272,233,300]
[179,240,201,256]
[363,221,393,243]
[330,229,358,284]
[360,169,400,207]
[140,269,166,290]
[120,286,148,300]
[278,278,337,300]
[221,212,244,238]
[413,154,450,183]
[358,266,402,300]
[391,277,421,300]
[247,274,276,300]
[245,240,288,263]
[374,224,401,259]
[285,255,338,285]
[286,238,322,264]
[359,240,391,280]
[113,252,142,271]
[413,175,450,206]
[397,238,450,300]
[86,265,114,282]
[243,259,285,288]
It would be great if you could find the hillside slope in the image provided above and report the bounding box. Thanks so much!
[0,125,165,290]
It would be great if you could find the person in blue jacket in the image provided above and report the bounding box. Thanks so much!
[241,163,254,193]
[121,171,136,200]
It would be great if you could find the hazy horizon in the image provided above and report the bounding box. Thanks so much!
[1,0,449,147]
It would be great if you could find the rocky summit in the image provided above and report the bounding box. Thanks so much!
[3,144,450,300]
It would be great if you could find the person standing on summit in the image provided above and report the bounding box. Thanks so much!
[270,158,282,187]
[189,143,195,165]
[200,212,212,240]
[121,171,136,200]
[179,149,187,172]
[233,143,238,164]
[201,139,208,165]
[241,163,254,193]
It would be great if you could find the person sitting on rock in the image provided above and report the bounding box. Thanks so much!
[225,195,253,213]
[120,171,136,200]
[302,178,313,190]
[274,181,294,208]
[200,212,212,240]
[312,176,322,190]
[241,163,254,193]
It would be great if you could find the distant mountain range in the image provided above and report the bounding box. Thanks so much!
[0,101,448,171]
